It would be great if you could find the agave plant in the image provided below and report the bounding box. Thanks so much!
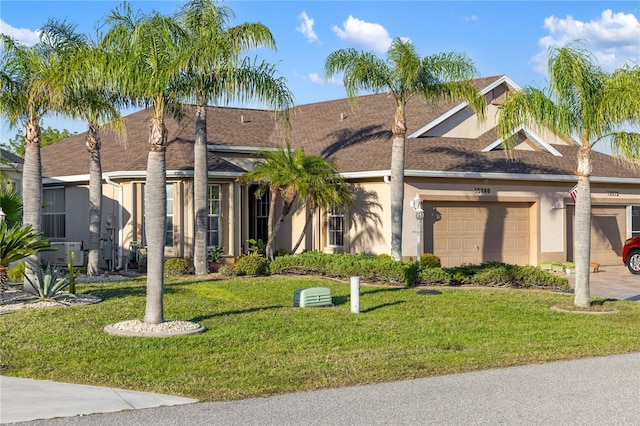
[23,263,71,301]
[0,221,52,292]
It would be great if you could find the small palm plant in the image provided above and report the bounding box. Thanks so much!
[0,222,53,292]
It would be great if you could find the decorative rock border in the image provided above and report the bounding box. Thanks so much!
[104,320,206,337]
[550,306,619,315]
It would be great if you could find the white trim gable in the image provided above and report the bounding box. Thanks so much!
[483,126,563,157]
[408,75,521,139]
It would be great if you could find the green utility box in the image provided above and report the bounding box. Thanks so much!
[293,287,332,307]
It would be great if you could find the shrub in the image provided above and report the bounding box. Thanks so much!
[472,264,514,287]
[418,267,453,285]
[403,262,420,286]
[233,253,269,276]
[218,265,235,277]
[420,253,441,268]
[7,261,25,282]
[164,258,190,276]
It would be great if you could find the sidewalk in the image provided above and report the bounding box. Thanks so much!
[2,353,639,425]
[0,377,197,424]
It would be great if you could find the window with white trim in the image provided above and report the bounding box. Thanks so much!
[165,184,174,248]
[43,188,65,238]
[207,184,221,247]
[327,207,344,247]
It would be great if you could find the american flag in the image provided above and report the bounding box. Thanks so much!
[570,184,579,203]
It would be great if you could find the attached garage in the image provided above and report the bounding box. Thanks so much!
[566,205,626,265]
[423,202,532,267]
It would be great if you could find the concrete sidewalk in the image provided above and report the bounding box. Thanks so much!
[1,354,639,425]
[0,376,197,424]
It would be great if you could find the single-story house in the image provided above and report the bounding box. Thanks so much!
[1,148,23,192]
[40,75,640,270]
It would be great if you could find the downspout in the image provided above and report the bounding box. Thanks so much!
[104,174,123,270]
[384,175,391,184]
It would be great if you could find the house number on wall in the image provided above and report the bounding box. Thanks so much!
[474,187,491,195]
[606,191,619,197]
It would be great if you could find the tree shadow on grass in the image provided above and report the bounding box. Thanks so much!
[84,283,181,301]
[361,301,406,313]
[190,305,285,323]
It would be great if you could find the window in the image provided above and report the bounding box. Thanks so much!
[165,184,174,248]
[207,184,221,247]
[632,205,640,238]
[253,189,270,244]
[43,188,65,238]
[327,207,344,247]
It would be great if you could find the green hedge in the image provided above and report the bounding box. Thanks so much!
[270,254,570,290]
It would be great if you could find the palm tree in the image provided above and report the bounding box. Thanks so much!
[325,38,485,260]
[0,20,77,285]
[290,159,353,254]
[176,0,293,275]
[241,146,332,260]
[497,41,640,308]
[101,4,185,324]
[45,21,125,276]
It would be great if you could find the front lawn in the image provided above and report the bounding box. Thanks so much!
[1,275,638,401]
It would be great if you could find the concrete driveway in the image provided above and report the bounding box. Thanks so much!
[567,264,640,302]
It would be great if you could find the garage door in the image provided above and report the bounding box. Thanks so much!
[566,205,626,265]
[424,202,531,267]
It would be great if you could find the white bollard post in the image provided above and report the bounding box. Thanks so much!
[350,276,360,313]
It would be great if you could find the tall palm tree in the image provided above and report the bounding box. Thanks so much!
[0,20,77,287]
[497,41,640,308]
[45,21,125,276]
[241,146,330,260]
[325,38,485,260]
[176,0,293,275]
[102,4,185,324]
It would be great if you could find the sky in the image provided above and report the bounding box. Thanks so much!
[1,0,639,154]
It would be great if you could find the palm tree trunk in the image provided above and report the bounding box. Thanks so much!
[265,187,277,260]
[87,125,102,276]
[193,104,208,275]
[573,146,592,308]
[22,117,42,293]
[291,200,314,254]
[389,104,406,260]
[144,117,167,324]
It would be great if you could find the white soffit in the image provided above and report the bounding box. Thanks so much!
[483,126,563,157]
[408,75,521,139]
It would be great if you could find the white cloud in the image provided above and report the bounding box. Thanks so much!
[308,73,342,85]
[0,20,40,46]
[332,15,392,54]
[464,15,478,22]
[296,11,318,43]
[531,9,640,74]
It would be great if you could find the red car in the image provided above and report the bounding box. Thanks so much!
[623,236,640,275]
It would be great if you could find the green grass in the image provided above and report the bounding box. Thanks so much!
[1,275,639,401]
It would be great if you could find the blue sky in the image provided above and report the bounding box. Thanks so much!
[1,1,639,152]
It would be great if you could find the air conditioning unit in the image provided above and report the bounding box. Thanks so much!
[293,287,332,307]
[40,242,84,267]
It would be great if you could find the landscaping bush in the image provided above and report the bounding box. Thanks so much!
[233,253,269,276]
[469,262,570,290]
[418,267,453,285]
[164,258,190,276]
[24,263,71,300]
[420,253,441,268]
[403,261,420,286]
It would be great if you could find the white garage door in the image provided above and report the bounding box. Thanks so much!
[566,205,626,265]
[424,202,531,267]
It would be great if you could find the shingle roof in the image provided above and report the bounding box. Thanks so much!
[41,75,640,180]
[1,148,23,165]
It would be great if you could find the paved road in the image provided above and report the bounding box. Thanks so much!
[4,353,639,426]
